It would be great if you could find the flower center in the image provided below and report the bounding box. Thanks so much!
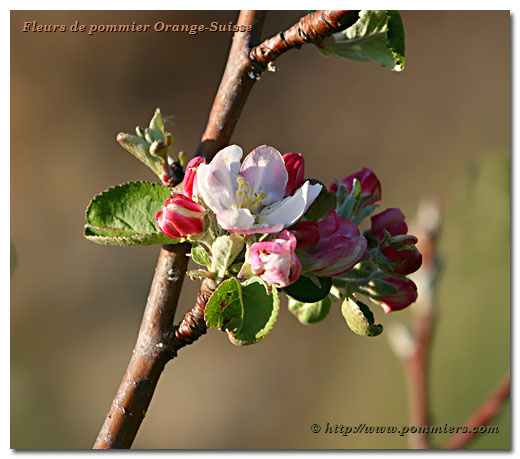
[236,176,266,212]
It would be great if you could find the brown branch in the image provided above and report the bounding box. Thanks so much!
[195,10,266,160]
[443,371,510,450]
[93,11,266,449]
[249,10,359,69]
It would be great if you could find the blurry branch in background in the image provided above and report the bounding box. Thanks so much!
[94,10,362,449]
[388,198,510,450]
[388,197,442,449]
[443,370,511,449]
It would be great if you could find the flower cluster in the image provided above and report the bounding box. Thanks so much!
[155,144,422,325]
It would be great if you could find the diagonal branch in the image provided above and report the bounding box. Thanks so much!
[443,371,510,450]
[94,9,362,449]
[93,11,266,449]
[249,10,359,70]
[195,10,266,159]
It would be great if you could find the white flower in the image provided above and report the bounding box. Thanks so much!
[196,145,322,234]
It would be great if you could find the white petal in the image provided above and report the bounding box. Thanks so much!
[197,145,243,212]
[258,181,322,227]
[239,145,287,205]
[216,208,255,232]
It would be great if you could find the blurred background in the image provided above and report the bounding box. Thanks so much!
[11,11,510,449]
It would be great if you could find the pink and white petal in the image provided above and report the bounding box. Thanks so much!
[216,208,255,232]
[258,181,322,228]
[239,145,288,205]
[237,223,285,235]
[197,145,243,212]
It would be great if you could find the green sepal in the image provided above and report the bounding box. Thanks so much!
[288,296,332,324]
[341,297,383,337]
[191,243,210,268]
[283,275,332,303]
[84,181,179,247]
[316,10,405,72]
[205,277,279,345]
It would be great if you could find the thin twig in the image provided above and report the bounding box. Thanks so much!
[249,10,359,70]
[443,371,510,449]
[93,11,266,449]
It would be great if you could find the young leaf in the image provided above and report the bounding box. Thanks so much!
[341,297,383,337]
[316,10,405,72]
[205,277,279,345]
[117,108,174,180]
[84,181,177,246]
[288,296,332,325]
[283,275,332,303]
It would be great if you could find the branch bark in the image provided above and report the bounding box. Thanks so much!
[195,10,266,159]
[443,371,510,450]
[249,10,359,69]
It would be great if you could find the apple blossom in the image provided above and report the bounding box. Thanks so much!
[297,210,367,277]
[371,275,418,313]
[329,168,382,206]
[283,153,305,196]
[196,145,322,234]
[370,208,422,275]
[156,194,206,239]
[183,156,206,200]
[247,230,301,288]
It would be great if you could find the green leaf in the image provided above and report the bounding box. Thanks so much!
[316,10,405,72]
[84,181,178,246]
[117,108,174,179]
[288,296,332,324]
[210,234,245,283]
[283,275,332,303]
[341,297,383,337]
[191,243,210,268]
[205,277,279,345]
[303,181,336,222]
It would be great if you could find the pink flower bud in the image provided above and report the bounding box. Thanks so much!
[299,211,367,277]
[370,208,408,241]
[290,221,319,249]
[183,156,206,199]
[329,168,382,205]
[156,194,206,239]
[248,230,301,288]
[372,275,418,313]
[380,245,422,275]
[283,153,305,196]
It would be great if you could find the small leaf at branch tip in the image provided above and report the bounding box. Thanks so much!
[315,10,405,72]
